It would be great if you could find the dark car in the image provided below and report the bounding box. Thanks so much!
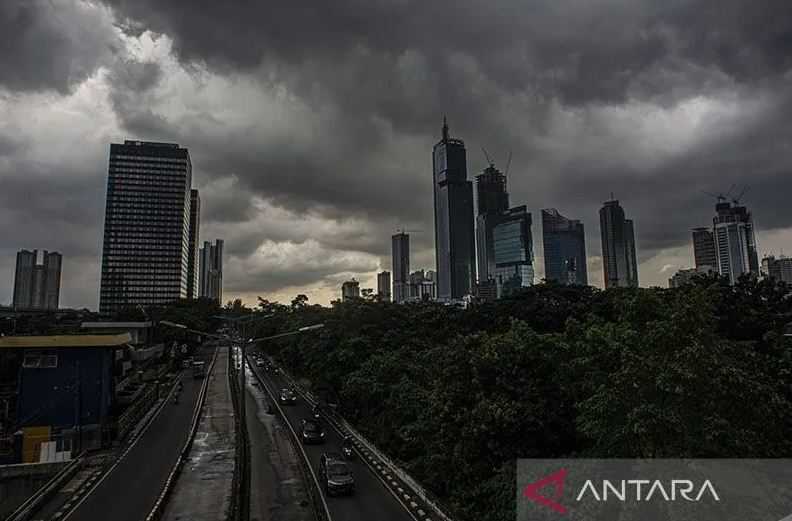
[319,453,355,496]
[279,388,297,405]
[301,418,325,444]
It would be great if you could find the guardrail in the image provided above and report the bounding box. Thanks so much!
[144,346,219,521]
[6,454,85,521]
[246,357,331,521]
[275,363,455,521]
[227,344,250,521]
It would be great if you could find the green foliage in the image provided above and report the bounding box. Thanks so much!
[258,279,792,520]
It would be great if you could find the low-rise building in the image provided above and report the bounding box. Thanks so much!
[0,333,132,462]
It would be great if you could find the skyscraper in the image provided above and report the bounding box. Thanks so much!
[475,163,510,282]
[377,271,391,301]
[99,140,193,314]
[691,227,717,270]
[432,118,476,300]
[491,206,534,297]
[392,232,410,303]
[13,249,62,310]
[541,208,588,285]
[199,239,224,302]
[187,189,201,299]
[599,199,638,288]
[712,200,758,284]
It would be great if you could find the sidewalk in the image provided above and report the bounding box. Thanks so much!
[162,344,235,521]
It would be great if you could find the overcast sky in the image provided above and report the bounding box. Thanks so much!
[2,0,792,309]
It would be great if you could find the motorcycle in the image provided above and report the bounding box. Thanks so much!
[341,437,354,459]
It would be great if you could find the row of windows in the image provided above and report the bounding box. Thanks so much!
[110,163,188,171]
[111,154,189,164]
[109,187,187,197]
[108,197,186,207]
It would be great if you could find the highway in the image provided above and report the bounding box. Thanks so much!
[247,353,416,521]
[58,346,215,521]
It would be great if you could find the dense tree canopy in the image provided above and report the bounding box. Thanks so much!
[250,278,792,520]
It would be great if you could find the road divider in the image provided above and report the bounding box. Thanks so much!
[144,346,219,521]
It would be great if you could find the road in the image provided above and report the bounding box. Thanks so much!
[60,347,214,521]
[247,354,415,521]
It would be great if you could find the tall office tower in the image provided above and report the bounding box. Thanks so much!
[712,200,759,284]
[691,227,717,270]
[13,250,62,310]
[392,232,410,303]
[541,208,588,285]
[491,206,534,297]
[199,239,224,302]
[475,163,510,282]
[187,189,201,299]
[599,199,638,288]
[762,256,792,283]
[432,118,476,300]
[99,140,193,314]
[377,271,391,301]
[341,278,360,301]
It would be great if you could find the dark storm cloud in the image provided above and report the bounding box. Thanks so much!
[3,0,790,305]
[94,0,792,283]
[0,0,118,93]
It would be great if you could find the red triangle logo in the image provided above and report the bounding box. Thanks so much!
[522,468,568,514]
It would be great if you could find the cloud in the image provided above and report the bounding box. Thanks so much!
[0,0,119,93]
[2,1,792,307]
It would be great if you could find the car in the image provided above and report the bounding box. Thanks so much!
[279,388,297,405]
[319,453,355,496]
[255,359,266,367]
[300,418,325,444]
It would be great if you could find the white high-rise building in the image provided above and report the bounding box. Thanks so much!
[712,200,758,284]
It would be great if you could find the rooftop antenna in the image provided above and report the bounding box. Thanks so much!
[504,150,513,177]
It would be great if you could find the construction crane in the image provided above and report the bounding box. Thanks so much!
[732,185,750,205]
[481,147,495,168]
[702,184,750,205]
[702,190,728,203]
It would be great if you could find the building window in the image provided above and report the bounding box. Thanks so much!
[22,353,58,368]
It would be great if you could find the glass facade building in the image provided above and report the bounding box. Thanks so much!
[541,208,587,285]
[391,232,410,303]
[99,141,193,314]
[475,164,510,283]
[599,200,638,288]
[491,206,534,297]
[691,227,717,270]
[432,118,476,300]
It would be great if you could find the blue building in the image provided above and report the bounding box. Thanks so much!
[492,206,534,297]
[0,334,130,462]
[541,208,588,285]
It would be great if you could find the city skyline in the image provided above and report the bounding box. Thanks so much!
[2,1,792,308]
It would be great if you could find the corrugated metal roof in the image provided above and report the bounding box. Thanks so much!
[0,333,132,349]
[80,321,153,329]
